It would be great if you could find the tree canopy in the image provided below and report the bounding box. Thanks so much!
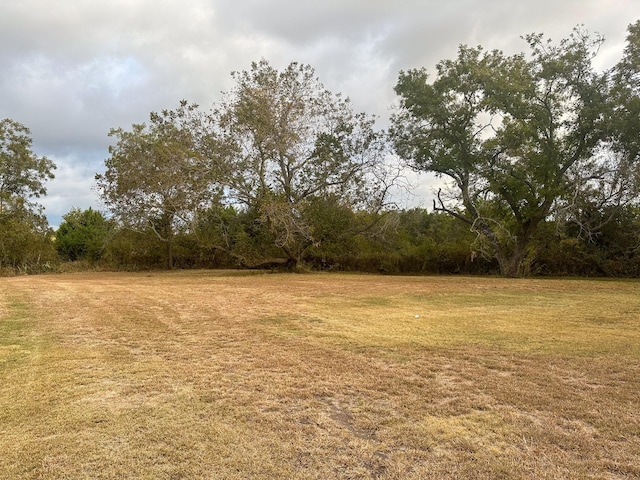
[55,207,111,263]
[96,101,220,269]
[390,27,617,277]
[213,60,391,265]
[0,118,55,214]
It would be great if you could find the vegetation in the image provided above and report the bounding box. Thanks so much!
[0,119,56,274]
[1,272,638,478]
[213,61,393,267]
[55,207,112,263]
[95,101,220,269]
[390,27,633,277]
[2,22,640,277]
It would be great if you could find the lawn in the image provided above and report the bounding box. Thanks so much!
[1,271,639,479]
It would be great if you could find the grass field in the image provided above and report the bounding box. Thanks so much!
[1,271,639,479]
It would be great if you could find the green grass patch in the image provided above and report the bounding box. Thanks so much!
[0,295,40,370]
[0,297,32,339]
[303,278,640,357]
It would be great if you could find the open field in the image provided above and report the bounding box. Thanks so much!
[1,271,639,479]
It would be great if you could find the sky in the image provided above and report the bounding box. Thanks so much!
[1,0,638,227]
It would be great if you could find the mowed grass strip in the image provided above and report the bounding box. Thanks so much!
[0,272,639,479]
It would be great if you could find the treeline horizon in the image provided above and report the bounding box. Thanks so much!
[2,21,640,278]
[49,204,640,277]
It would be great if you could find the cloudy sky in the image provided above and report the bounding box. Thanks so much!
[1,0,637,226]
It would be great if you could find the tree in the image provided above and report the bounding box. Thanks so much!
[96,101,220,269]
[214,60,391,267]
[0,119,56,273]
[391,28,609,277]
[55,207,111,263]
[611,21,640,165]
[0,118,55,215]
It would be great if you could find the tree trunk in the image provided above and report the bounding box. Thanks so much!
[496,248,527,278]
[495,229,536,278]
[279,243,300,270]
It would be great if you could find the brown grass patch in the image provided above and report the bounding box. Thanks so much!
[1,271,639,479]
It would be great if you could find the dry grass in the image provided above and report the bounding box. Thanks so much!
[1,271,639,479]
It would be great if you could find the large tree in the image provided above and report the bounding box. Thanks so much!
[391,28,610,277]
[96,101,220,269]
[214,60,390,266]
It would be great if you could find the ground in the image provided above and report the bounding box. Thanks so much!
[1,271,639,479]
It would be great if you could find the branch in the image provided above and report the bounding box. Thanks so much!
[432,188,473,226]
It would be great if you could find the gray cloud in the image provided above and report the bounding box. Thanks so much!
[0,0,637,224]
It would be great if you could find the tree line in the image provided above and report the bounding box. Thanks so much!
[1,22,639,277]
